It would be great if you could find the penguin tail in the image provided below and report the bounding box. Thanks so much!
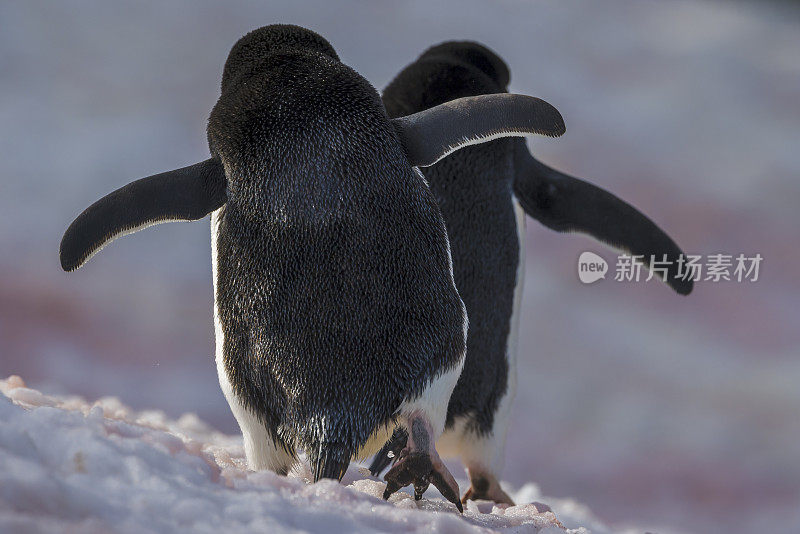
[368,427,409,477]
[308,444,352,482]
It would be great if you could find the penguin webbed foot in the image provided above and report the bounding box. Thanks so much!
[461,473,515,507]
[381,414,462,513]
[382,451,462,512]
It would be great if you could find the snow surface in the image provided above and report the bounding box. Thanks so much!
[0,376,617,534]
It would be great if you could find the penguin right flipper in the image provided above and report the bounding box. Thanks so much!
[392,93,565,167]
[60,158,227,272]
[513,143,693,295]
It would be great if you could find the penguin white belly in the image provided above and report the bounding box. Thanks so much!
[397,346,466,436]
[211,209,294,473]
[357,345,467,460]
[487,194,526,471]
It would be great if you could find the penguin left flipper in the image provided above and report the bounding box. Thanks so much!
[60,159,227,272]
[393,93,565,167]
[513,141,693,295]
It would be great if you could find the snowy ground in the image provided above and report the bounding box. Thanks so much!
[1,1,799,533]
[0,376,619,534]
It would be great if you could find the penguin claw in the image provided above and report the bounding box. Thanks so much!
[382,480,402,500]
[429,466,463,513]
[414,481,429,501]
[461,475,515,506]
[382,451,463,512]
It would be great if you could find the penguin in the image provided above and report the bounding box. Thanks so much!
[369,41,694,505]
[59,26,570,510]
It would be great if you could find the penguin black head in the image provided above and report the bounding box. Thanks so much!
[221,25,339,92]
[419,41,510,90]
[59,25,565,272]
[383,41,514,119]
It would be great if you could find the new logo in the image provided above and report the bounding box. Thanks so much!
[578,251,608,284]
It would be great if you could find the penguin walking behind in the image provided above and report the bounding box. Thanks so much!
[369,41,693,505]
[59,26,571,510]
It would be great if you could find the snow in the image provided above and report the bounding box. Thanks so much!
[0,376,615,534]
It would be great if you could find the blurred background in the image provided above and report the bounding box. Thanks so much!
[1,1,798,532]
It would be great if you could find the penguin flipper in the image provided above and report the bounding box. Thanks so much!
[513,144,693,295]
[60,158,227,271]
[392,93,565,167]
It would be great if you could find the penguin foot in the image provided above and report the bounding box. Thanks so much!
[382,451,462,512]
[381,414,462,512]
[461,474,515,506]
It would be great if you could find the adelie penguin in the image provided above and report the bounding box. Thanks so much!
[369,41,694,505]
[59,25,570,510]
